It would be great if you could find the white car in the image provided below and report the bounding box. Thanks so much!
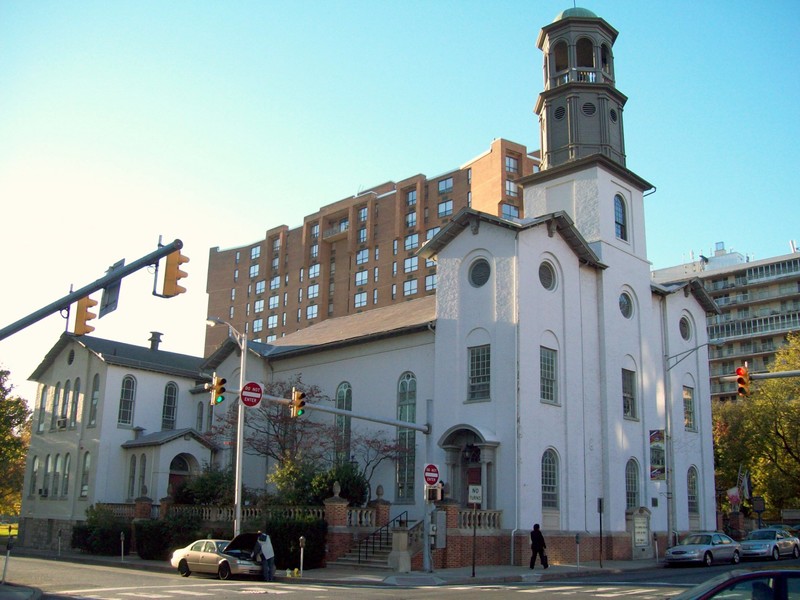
[665,532,741,567]
[740,528,800,561]
[170,533,261,579]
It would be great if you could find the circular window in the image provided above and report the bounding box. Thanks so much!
[581,102,597,116]
[539,262,556,291]
[679,317,692,341]
[554,106,566,120]
[610,109,618,123]
[469,259,491,288]
[619,293,633,318]
[67,349,75,365]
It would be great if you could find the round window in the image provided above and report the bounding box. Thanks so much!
[469,259,491,288]
[619,293,633,318]
[679,316,692,341]
[539,262,556,291]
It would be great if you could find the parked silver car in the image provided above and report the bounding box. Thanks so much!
[170,533,261,579]
[740,528,800,561]
[665,532,741,567]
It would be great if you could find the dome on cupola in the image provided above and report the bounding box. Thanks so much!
[553,7,598,21]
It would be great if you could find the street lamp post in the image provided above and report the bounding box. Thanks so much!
[207,317,248,538]
[663,339,721,547]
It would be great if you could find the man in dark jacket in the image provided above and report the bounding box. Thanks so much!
[530,523,547,569]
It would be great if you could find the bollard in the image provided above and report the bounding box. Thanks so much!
[299,536,306,577]
[2,536,15,584]
[575,533,581,567]
[120,531,125,562]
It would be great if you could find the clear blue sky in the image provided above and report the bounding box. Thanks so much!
[2,0,798,403]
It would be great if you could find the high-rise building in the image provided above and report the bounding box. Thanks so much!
[652,241,800,400]
[204,139,539,354]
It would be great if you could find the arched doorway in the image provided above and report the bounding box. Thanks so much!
[438,425,498,509]
[168,453,200,497]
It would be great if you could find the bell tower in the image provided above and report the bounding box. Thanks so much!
[535,8,627,170]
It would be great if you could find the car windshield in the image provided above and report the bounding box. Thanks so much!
[748,530,777,540]
[681,534,712,545]
[215,541,229,553]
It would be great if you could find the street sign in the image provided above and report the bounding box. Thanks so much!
[240,381,263,408]
[468,485,482,505]
[423,463,440,486]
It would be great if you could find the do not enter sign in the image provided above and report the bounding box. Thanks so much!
[240,382,263,408]
[423,463,440,485]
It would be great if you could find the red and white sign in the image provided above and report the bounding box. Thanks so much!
[423,463,440,486]
[240,381,263,408]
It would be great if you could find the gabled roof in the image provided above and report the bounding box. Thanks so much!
[29,333,206,381]
[418,208,607,269]
[651,278,720,315]
[120,427,217,450]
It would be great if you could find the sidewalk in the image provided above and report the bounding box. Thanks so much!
[4,546,660,598]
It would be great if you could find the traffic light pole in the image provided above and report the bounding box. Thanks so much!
[0,239,183,342]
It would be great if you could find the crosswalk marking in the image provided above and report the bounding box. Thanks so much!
[596,589,658,597]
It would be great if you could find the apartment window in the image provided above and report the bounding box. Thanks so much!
[393,239,398,255]
[269,276,280,290]
[404,257,418,273]
[425,274,437,291]
[625,459,640,509]
[310,243,319,259]
[306,305,318,320]
[426,226,440,240]
[403,279,417,297]
[391,284,397,300]
[250,245,261,260]
[299,267,305,283]
[255,280,266,294]
[540,347,558,404]
[541,449,559,509]
[272,237,280,253]
[355,270,368,287]
[162,382,177,430]
[358,206,368,222]
[309,263,320,278]
[501,203,519,219]
[687,467,699,515]
[356,249,369,265]
[249,264,259,278]
[438,177,453,194]
[406,190,417,206]
[505,180,519,197]
[468,345,490,400]
[233,269,238,282]
[505,155,519,173]
[373,289,378,304]
[374,247,380,261]
[374,267,379,282]
[266,334,276,342]
[310,223,319,238]
[358,227,367,243]
[267,315,277,329]
[683,386,696,431]
[270,256,279,270]
[298,287,303,303]
[438,200,453,218]
[396,372,417,501]
[405,212,417,228]
[254,299,264,313]
[622,369,637,419]
[354,292,367,308]
[269,295,279,310]
[404,233,419,251]
[338,217,349,231]
[392,262,397,276]
[253,318,264,332]
[118,376,136,426]
[614,194,628,241]
[308,284,319,299]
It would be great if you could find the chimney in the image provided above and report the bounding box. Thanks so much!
[149,331,163,351]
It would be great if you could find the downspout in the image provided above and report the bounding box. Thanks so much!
[511,232,521,565]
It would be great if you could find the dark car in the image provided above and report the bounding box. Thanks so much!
[170,532,260,579]
[672,568,800,600]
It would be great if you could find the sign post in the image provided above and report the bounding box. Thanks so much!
[422,464,440,575]
[469,485,482,577]
[240,381,263,408]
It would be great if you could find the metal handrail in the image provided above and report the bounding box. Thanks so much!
[357,511,408,563]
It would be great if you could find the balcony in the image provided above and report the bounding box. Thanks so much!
[323,223,349,242]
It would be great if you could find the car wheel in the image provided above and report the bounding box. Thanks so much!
[772,547,780,561]
[178,560,191,577]
[218,562,232,580]
[793,546,800,559]
[704,552,713,567]
[731,550,740,565]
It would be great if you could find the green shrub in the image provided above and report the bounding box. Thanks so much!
[262,516,327,571]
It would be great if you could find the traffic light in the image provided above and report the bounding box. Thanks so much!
[163,250,190,297]
[290,387,307,418]
[74,296,98,335]
[205,373,227,405]
[736,365,751,397]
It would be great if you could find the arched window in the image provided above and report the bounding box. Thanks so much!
[335,382,352,464]
[69,378,81,427]
[37,386,48,433]
[62,453,71,496]
[576,37,594,80]
[553,40,568,73]
[196,402,204,431]
[601,44,612,74]
[625,459,640,509]
[541,449,559,510]
[162,382,178,430]
[614,194,628,241]
[53,454,62,497]
[50,383,61,429]
[687,466,699,515]
[396,372,417,501]
[128,455,137,499]
[139,454,147,497]
[61,381,71,419]
[80,452,91,498]
[118,376,136,426]
[29,456,39,496]
[88,374,100,427]
[43,454,52,496]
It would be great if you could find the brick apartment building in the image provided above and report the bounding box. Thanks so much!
[204,138,539,354]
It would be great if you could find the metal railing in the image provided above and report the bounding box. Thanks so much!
[357,511,408,563]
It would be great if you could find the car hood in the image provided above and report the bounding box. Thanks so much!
[223,532,259,553]
[667,544,709,552]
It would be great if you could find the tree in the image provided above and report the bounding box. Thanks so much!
[0,369,32,515]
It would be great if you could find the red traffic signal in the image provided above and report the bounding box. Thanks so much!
[736,366,751,397]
